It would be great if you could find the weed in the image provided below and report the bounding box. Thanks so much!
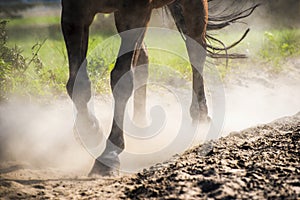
[260,29,300,71]
[0,20,66,101]
[1,20,28,100]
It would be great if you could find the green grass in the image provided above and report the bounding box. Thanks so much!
[206,28,300,75]
[260,29,300,70]
[6,16,60,27]
[2,16,300,100]
[2,15,113,98]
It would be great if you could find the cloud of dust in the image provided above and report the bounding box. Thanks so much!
[0,98,92,174]
[1,63,299,174]
[222,65,300,134]
[1,2,299,175]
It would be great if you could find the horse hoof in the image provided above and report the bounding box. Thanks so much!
[192,115,211,125]
[133,115,149,128]
[88,160,119,177]
[200,115,211,123]
[74,113,104,148]
[88,151,120,177]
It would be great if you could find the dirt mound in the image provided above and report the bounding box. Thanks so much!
[124,112,300,199]
[0,112,299,199]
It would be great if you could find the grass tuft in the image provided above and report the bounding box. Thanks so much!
[260,29,300,70]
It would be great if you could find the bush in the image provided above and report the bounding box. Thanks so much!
[0,20,58,101]
[0,20,27,100]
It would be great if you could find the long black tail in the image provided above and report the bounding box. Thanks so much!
[167,0,260,60]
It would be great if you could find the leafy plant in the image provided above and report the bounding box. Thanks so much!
[0,20,57,101]
[0,20,28,100]
[260,30,300,70]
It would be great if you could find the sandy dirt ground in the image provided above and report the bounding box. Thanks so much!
[0,112,299,199]
[0,58,300,199]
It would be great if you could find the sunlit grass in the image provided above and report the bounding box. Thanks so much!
[6,16,60,27]
[260,29,300,71]
[2,15,300,99]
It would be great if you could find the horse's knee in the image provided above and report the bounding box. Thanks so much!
[66,77,74,98]
[66,75,91,96]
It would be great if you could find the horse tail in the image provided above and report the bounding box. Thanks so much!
[167,0,260,60]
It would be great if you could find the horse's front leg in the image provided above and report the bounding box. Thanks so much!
[89,3,152,176]
[61,8,101,148]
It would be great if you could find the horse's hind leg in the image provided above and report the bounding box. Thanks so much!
[133,43,149,125]
[61,5,101,147]
[182,0,209,122]
[89,4,152,176]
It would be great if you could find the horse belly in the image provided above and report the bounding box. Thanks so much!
[93,0,120,13]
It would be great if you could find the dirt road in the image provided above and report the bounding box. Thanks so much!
[0,112,299,199]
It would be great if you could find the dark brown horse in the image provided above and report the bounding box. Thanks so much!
[61,0,258,176]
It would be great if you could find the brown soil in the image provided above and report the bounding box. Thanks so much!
[1,112,299,199]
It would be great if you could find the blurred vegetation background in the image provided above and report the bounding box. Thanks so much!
[0,0,299,101]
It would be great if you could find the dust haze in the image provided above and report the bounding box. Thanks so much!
[1,1,300,175]
[1,60,299,174]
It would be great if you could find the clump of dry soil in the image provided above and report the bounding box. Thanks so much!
[124,112,300,199]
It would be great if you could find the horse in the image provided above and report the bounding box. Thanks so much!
[61,0,258,176]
